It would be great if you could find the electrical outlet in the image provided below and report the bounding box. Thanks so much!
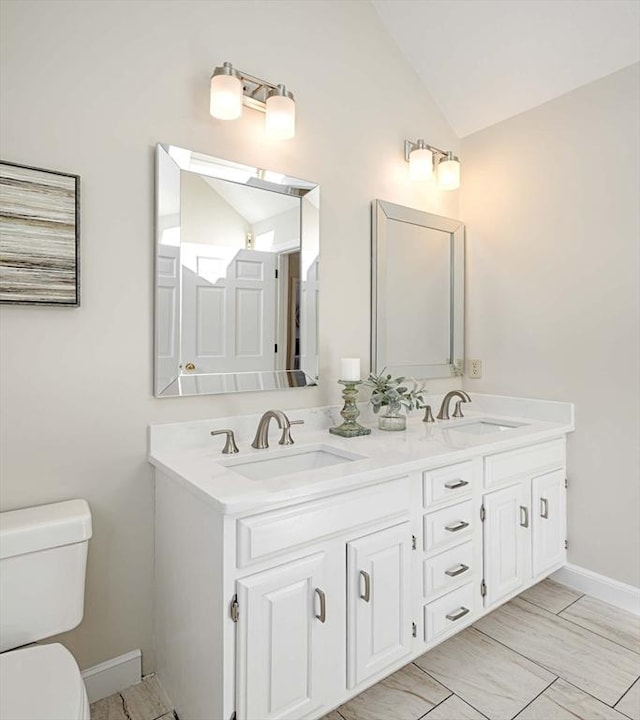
[469,359,482,379]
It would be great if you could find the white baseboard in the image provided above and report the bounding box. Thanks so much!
[81,649,142,704]
[552,564,640,616]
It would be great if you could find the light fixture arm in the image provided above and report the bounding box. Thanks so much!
[403,138,450,163]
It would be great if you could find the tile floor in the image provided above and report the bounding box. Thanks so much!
[91,580,640,720]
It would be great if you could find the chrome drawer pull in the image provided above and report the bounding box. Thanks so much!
[314,588,326,623]
[520,506,529,528]
[540,497,549,519]
[359,570,371,602]
[444,479,469,490]
[445,520,469,532]
[445,563,469,577]
[446,606,470,622]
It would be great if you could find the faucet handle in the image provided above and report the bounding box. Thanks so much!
[280,419,304,446]
[422,405,435,423]
[452,400,465,418]
[211,429,240,455]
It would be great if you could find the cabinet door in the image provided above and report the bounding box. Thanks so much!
[236,553,329,720]
[483,483,530,607]
[532,469,566,577]
[347,522,412,689]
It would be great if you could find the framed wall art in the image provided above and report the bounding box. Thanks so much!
[0,160,80,306]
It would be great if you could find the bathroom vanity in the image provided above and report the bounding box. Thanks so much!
[148,395,573,720]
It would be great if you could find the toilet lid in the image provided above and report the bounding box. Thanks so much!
[0,643,89,720]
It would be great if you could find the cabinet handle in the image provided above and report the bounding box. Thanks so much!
[445,563,469,577]
[445,520,469,532]
[314,588,326,623]
[446,606,470,622]
[540,497,549,519]
[359,570,371,602]
[444,479,469,490]
[520,506,529,528]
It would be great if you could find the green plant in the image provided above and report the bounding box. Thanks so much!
[365,369,426,414]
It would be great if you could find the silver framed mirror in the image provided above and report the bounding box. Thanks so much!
[372,199,464,379]
[154,144,319,397]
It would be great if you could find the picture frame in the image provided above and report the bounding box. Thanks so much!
[0,160,80,306]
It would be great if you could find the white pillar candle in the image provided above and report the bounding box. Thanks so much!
[340,358,361,381]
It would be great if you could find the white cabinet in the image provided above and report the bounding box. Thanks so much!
[235,553,333,720]
[153,432,569,720]
[532,469,566,577]
[346,522,412,689]
[483,482,530,606]
[482,443,567,609]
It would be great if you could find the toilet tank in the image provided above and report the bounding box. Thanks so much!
[0,499,92,652]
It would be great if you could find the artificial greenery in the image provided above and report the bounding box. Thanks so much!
[365,369,426,414]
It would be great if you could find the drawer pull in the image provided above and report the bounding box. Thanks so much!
[446,606,470,622]
[445,520,469,533]
[359,570,371,602]
[445,563,469,578]
[314,588,326,623]
[540,497,549,519]
[520,506,529,528]
[444,479,469,490]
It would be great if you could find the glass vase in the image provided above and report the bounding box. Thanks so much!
[378,400,406,431]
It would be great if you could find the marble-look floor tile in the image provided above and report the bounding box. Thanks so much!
[319,712,345,720]
[474,598,640,706]
[515,678,630,719]
[616,678,640,720]
[518,579,582,614]
[425,694,488,719]
[559,595,640,653]
[414,627,555,720]
[121,675,173,720]
[337,662,451,720]
[90,694,129,720]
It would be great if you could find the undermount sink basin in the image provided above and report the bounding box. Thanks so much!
[221,444,367,481]
[447,419,527,435]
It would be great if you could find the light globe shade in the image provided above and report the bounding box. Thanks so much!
[409,147,433,181]
[265,93,295,140]
[210,73,243,120]
[437,155,461,190]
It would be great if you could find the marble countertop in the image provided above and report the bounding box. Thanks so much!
[148,394,574,515]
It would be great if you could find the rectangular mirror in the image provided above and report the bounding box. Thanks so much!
[155,144,319,397]
[372,200,464,379]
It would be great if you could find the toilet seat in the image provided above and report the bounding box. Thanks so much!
[0,643,89,720]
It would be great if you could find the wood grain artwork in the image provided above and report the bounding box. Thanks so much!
[0,161,80,305]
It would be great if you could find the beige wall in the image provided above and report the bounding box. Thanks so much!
[0,0,461,670]
[461,64,640,587]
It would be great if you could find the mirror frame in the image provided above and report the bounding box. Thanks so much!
[154,143,320,397]
[371,199,465,379]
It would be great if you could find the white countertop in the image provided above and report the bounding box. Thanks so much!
[148,394,574,515]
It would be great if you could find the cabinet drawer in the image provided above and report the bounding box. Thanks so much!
[423,461,473,509]
[424,582,477,642]
[423,500,473,555]
[237,476,410,567]
[424,541,474,600]
[484,439,565,489]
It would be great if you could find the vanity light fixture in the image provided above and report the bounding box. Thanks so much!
[404,139,461,190]
[210,61,296,139]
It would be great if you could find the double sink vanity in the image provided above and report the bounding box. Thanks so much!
[148,393,574,720]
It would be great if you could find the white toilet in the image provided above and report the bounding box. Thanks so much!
[0,499,93,720]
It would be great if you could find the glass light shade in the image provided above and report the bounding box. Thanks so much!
[265,94,296,139]
[409,147,433,181]
[437,156,461,190]
[210,74,243,120]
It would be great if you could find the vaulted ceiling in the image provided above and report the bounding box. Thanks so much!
[372,0,640,137]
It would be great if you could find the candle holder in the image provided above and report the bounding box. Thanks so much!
[329,380,371,437]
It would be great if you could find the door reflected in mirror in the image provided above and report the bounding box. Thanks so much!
[155,145,319,397]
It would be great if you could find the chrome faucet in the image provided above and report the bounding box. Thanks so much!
[437,390,471,420]
[251,410,304,449]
